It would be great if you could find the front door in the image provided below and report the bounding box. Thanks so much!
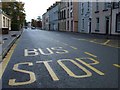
[106,17,109,34]
[88,18,91,33]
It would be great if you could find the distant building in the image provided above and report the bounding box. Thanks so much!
[42,12,46,30]
[0,3,11,34]
[49,2,60,31]
[58,1,67,31]
[42,11,50,30]
[66,0,78,32]
[78,2,92,33]
[91,1,120,35]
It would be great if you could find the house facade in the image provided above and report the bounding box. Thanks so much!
[42,12,46,30]
[78,1,92,33]
[58,1,67,31]
[49,2,60,31]
[42,1,120,35]
[66,0,78,32]
[112,2,120,34]
[91,1,120,35]
[0,2,11,34]
[42,11,49,30]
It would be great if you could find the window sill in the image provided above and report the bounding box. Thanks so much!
[103,9,108,12]
[115,31,120,33]
[95,11,99,13]
[95,30,99,32]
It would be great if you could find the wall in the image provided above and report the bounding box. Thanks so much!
[49,3,59,31]
[78,2,92,33]
[91,2,120,35]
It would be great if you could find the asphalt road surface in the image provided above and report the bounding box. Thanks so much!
[1,29,119,88]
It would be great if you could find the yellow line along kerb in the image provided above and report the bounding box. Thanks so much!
[0,39,19,79]
[0,44,17,79]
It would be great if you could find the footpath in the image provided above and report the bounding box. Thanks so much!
[0,30,22,62]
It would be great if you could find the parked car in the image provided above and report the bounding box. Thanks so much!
[31,27,36,29]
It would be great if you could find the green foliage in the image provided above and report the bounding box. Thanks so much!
[2,1,26,31]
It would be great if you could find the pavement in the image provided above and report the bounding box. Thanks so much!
[0,30,22,62]
[0,29,120,89]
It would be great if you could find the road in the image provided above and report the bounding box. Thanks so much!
[1,29,119,88]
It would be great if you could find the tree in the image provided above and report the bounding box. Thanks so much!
[37,16,42,21]
[31,19,37,27]
[2,0,26,31]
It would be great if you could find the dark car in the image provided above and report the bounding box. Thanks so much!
[31,27,36,29]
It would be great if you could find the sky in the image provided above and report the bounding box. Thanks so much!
[20,0,60,22]
[18,0,114,22]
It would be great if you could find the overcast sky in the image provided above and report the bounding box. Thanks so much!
[19,0,115,22]
[20,0,60,22]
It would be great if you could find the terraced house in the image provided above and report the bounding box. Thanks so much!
[0,2,11,34]
[58,1,67,31]
[78,1,92,33]
[42,11,50,30]
[42,0,120,35]
[91,1,120,35]
[42,0,78,32]
[49,2,60,31]
[66,0,78,32]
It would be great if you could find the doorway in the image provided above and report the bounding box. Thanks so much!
[105,17,109,34]
[88,18,91,33]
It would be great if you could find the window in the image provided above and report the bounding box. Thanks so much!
[96,18,99,30]
[67,20,69,30]
[6,18,8,27]
[70,12,73,18]
[68,2,69,7]
[70,8,73,18]
[71,2,72,5]
[104,2,108,10]
[116,13,120,32]
[82,19,84,29]
[96,1,99,11]
[3,16,5,27]
[81,3,84,15]
[67,9,69,18]
[81,8,84,15]
[113,2,119,9]
[82,2,84,7]
[64,10,66,19]
[87,2,90,13]
[62,11,64,19]
[71,20,73,31]
[8,19,9,27]
[59,12,61,19]
[88,1,90,8]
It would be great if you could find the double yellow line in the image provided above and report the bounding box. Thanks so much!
[0,40,18,79]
